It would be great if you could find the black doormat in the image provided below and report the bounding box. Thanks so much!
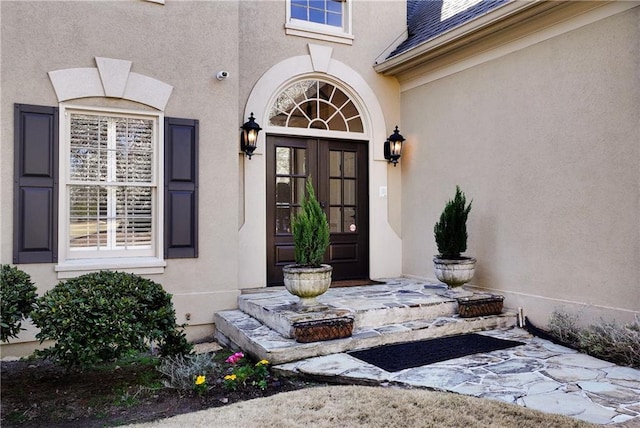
[348,334,524,372]
[330,279,385,288]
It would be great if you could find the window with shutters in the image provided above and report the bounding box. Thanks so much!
[14,103,198,274]
[59,106,162,263]
[285,0,353,45]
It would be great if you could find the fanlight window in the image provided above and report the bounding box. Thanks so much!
[269,80,363,132]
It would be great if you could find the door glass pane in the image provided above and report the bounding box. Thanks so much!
[343,152,355,177]
[344,207,356,233]
[274,144,307,235]
[276,177,291,204]
[276,207,291,234]
[329,207,341,233]
[330,179,342,205]
[293,148,306,175]
[344,179,356,205]
[293,178,307,204]
[330,151,341,176]
[276,147,290,175]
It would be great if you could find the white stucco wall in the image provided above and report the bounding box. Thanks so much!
[400,5,640,326]
[0,1,242,353]
[0,0,406,356]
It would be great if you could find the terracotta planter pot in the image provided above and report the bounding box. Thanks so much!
[433,256,476,288]
[283,264,333,307]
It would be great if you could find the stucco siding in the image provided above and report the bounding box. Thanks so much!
[0,0,406,355]
[0,0,242,346]
[401,7,640,325]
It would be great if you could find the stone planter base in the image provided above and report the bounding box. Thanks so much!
[433,256,476,288]
[283,264,333,307]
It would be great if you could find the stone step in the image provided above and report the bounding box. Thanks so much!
[237,281,472,339]
[216,279,517,364]
[214,309,518,365]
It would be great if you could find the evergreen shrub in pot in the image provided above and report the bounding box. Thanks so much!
[283,179,332,306]
[433,186,476,288]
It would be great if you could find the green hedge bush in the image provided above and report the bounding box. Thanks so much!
[31,271,192,367]
[0,265,37,342]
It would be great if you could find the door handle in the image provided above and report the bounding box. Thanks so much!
[320,202,326,209]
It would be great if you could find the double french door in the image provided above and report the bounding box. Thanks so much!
[266,135,369,286]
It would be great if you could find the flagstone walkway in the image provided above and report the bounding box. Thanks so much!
[216,277,639,425]
[274,327,640,426]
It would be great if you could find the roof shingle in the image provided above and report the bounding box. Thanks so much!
[388,0,511,59]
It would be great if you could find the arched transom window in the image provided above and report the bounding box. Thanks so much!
[269,80,364,132]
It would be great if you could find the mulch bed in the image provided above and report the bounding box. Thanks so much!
[0,356,322,427]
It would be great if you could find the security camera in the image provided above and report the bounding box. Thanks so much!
[216,71,229,80]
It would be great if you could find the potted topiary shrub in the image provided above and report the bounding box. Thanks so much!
[433,186,476,288]
[282,178,332,307]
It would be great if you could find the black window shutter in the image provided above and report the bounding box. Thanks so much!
[13,104,59,264]
[164,117,199,259]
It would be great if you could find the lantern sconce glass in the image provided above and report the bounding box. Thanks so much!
[384,125,405,166]
[240,112,262,159]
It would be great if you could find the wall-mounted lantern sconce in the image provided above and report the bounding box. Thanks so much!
[384,126,405,166]
[240,112,262,159]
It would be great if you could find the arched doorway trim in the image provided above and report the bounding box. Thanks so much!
[239,43,401,288]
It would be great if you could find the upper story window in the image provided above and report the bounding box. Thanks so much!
[292,0,343,27]
[286,0,353,45]
[269,80,363,132]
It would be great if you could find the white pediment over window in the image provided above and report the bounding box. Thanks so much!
[48,57,173,111]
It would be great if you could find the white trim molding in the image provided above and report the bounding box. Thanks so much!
[48,57,173,110]
[55,257,167,279]
[55,103,165,279]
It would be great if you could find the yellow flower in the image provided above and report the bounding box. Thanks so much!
[195,375,206,385]
[224,374,237,381]
[256,359,269,366]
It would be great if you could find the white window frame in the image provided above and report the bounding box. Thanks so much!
[55,104,166,278]
[285,0,354,45]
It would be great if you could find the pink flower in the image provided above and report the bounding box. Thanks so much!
[225,352,244,364]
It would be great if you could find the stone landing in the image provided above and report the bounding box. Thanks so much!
[215,278,518,365]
